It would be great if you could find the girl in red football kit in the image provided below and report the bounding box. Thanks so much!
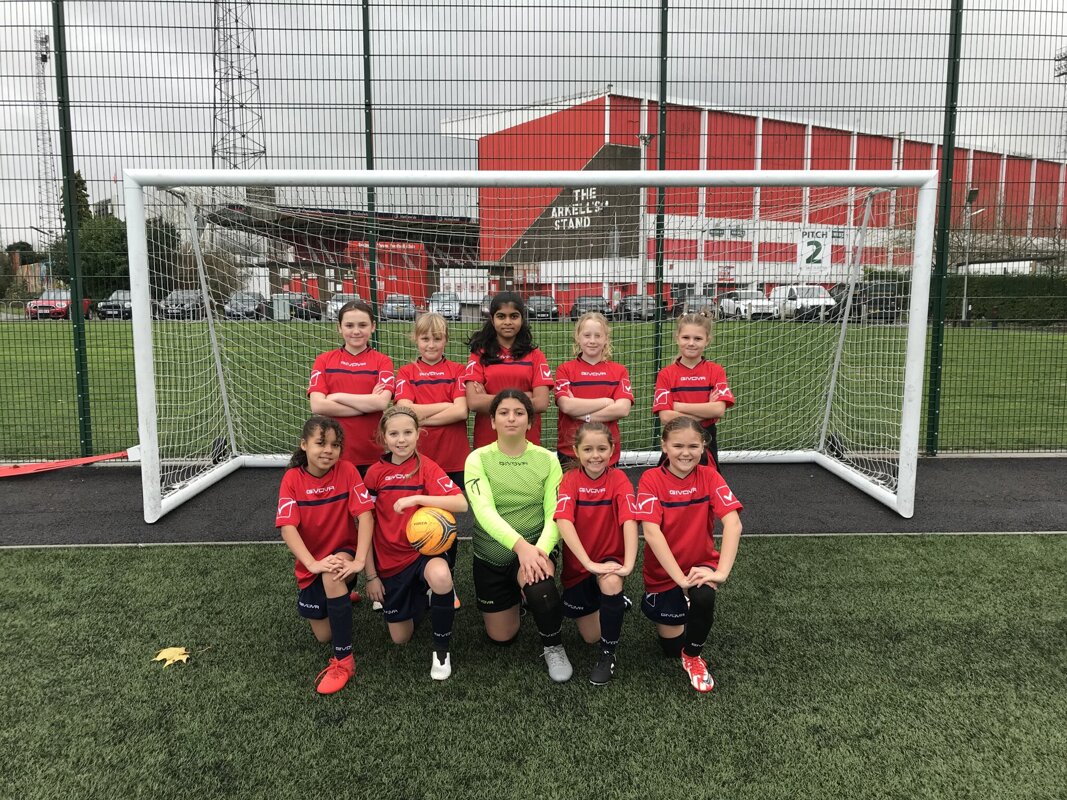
[630,416,743,693]
[276,416,375,695]
[362,406,468,680]
[308,300,394,476]
[652,312,735,467]
[554,312,634,467]
[394,312,470,491]
[553,422,639,686]
[464,292,554,448]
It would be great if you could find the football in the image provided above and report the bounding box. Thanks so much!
[405,507,457,556]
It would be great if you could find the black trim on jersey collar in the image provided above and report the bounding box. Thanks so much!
[659,463,700,481]
[673,356,707,369]
[580,466,611,482]
[577,356,608,366]
[300,464,339,480]
[339,345,372,357]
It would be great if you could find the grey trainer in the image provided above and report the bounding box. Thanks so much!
[541,644,573,682]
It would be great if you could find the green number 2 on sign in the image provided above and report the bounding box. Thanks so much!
[805,240,823,265]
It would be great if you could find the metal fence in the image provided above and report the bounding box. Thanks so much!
[1,0,1066,462]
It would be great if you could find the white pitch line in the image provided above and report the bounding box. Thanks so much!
[1,530,1066,551]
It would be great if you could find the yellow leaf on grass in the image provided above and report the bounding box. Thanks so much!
[153,646,190,667]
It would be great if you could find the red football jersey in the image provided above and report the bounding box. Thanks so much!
[308,347,395,466]
[394,358,470,472]
[275,461,375,589]
[554,357,634,464]
[463,346,554,448]
[652,357,735,431]
[363,454,463,578]
[553,467,637,589]
[630,464,743,593]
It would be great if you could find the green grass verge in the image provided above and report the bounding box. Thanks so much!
[1,319,1065,460]
[2,535,1064,799]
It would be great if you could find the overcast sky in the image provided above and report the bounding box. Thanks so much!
[1,0,1065,244]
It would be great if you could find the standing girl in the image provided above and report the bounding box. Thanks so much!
[464,389,572,682]
[464,292,554,448]
[554,311,634,466]
[393,312,470,489]
[362,407,468,680]
[652,312,735,467]
[276,416,375,695]
[630,416,743,693]
[553,422,639,685]
[308,299,394,476]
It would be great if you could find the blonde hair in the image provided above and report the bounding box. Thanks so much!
[376,405,422,478]
[412,311,449,342]
[676,312,714,341]
[570,311,613,359]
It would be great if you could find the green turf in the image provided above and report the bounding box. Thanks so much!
[1,319,1065,461]
[2,534,1064,799]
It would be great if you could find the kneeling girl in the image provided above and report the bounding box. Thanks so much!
[630,416,743,693]
[464,388,572,682]
[362,406,468,680]
[553,422,638,685]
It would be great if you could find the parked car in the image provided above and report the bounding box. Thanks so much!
[223,291,269,321]
[717,289,778,321]
[25,289,93,320]
[271,291,323,321]
[682,294,718,317]
[96,289,133,320]
[769,284,837,321]
[829,281,904,324]
[671,292,705,317]
[611,294,658,321]
[158,289,206,320]
[480,294,493,319]
[428,291,462,321]
[325,292,362,321]
[526,294,560,321]
[382,293,417,320]
[569,294,610,320]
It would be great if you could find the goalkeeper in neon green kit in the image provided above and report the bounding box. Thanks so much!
[464,388,572,682]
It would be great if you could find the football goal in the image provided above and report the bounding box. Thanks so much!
[124,169,937,522]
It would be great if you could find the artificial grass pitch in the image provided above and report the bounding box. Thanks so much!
[1,534,1064,800]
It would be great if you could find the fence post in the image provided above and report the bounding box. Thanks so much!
[52,0,92,457]
[925,0,966,456]
[651,0,669,444]
[361,0,379,342]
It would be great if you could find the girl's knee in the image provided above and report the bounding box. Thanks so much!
[424,558,454,594]
[599,573,623,595]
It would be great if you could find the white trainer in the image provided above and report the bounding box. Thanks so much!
[541,644,573,682]
[430,652,452,680]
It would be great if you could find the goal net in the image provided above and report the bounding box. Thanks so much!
[124,169,937,522]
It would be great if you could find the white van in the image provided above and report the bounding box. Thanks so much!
[769,284,837,321]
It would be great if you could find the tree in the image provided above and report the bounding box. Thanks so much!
[0,249,11,297]
[5,240,42,265]
[66,170,92,225]
[146,217,181,295]
[49,214,129,300]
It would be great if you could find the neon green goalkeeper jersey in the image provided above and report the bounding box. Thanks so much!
[464,441,563,567]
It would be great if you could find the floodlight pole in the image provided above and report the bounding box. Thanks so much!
[961,186,980,325]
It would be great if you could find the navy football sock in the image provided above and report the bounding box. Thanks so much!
[326,593,354,660]
[598,591,626,654]
[429,590,455,657]
[682,584,716,657]
[523,577,564,648]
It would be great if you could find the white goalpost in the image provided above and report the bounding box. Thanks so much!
[124,169,937,522]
